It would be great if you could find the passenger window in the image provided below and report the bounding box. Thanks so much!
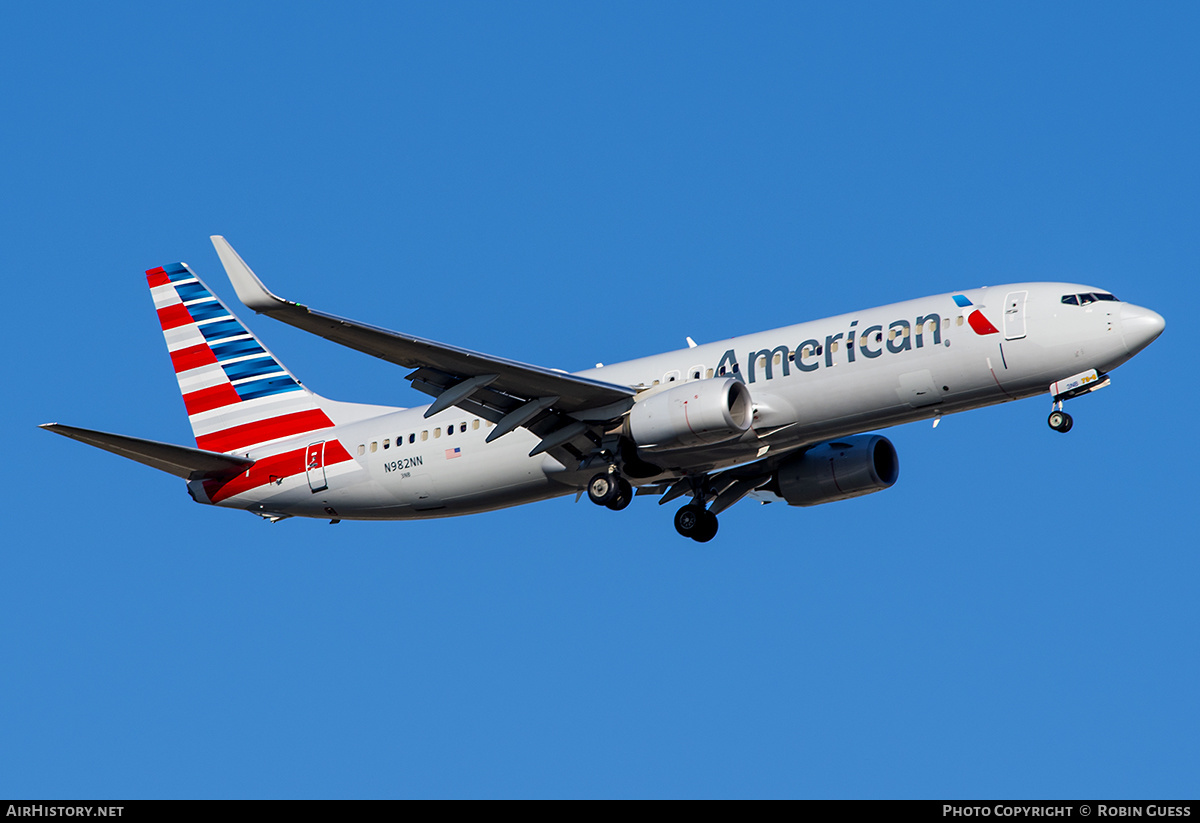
[357,444,365,456]
[446,425,453,436]
[383,439,390,450]
[434,427,441,438]
[409,433,416,444]
[773,353,782,366]
[830,342,838,353]
[421,431,428,442]
[370,441,378,453]
[956,316,964,326]
[460,422,467,433]
[692,370,701,379]
[472,419,480,430]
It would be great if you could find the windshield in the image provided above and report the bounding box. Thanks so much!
[1063,292,1119,305]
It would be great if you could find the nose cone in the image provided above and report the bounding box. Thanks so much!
[1121,304,1166,356]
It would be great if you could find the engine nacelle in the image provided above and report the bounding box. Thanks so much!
[625,378,753,452]
[773,435,899,507]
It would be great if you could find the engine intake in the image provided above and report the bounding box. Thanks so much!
[773,435,899,506]
[625,378,753,452]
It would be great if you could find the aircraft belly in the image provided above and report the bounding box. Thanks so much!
[361,436,565,515]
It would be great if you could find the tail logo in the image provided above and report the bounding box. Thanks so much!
[146,263,335,455]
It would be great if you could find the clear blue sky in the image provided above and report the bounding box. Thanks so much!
[3,2,1196,798]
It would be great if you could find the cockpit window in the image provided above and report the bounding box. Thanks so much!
[1063,292,1119,306]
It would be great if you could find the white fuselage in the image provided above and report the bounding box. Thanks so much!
[195,282,1158,520]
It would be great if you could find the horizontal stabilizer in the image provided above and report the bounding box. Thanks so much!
[39,423,255,481]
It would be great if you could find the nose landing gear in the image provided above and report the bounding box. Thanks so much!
[1048,408,1074,433]
[1046,369,1111,434]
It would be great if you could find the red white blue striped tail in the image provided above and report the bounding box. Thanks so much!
[146,262,336,455]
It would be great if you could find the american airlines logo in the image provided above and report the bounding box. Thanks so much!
[714,296,998,384]
[953,294,1000,336]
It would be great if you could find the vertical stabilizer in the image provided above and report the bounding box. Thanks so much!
[146,263,337,454]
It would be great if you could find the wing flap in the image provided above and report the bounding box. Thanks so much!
[40,423,255,481]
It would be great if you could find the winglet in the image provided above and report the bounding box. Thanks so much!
[210,235,289,312]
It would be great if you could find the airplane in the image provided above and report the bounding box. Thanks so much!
[41,237,1165,541]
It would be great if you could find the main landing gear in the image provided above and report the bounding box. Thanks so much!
[587,470,633,511]
[674,503,718,543]
[586,465,720,543]
[665,475,719,543]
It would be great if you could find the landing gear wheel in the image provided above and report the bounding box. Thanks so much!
[587,472,620,506]
[693,510,719,543]
[606,477,633,511]
[1048,410,1074,433]
[674,504,719,542]
[674,504,704,538]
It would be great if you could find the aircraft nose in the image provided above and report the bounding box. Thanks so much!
[1120,303,1166,356]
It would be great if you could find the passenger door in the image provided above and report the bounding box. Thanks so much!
[1004,290,1028,340]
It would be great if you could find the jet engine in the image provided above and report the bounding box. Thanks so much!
[772,435,899,506]
[625,377,753,452]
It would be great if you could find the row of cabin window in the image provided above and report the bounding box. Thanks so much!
[648,316,965,384]
[358,418,488,455]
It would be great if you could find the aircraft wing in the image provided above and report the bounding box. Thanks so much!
[212,237,635,456]
[40,423,255,481]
